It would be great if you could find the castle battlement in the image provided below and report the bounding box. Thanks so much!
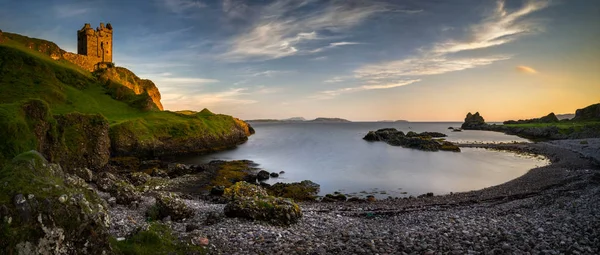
[77,23,113,63]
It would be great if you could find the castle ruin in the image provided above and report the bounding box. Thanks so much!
[62,23,113,71]
[78,23,113,63]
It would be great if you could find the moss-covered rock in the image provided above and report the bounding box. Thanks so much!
[0,151,111,254]
[223,182,302,225]
[54,112,110,171]
[266,180,320,201]
[95,172,140,205]
[155,192,194,222]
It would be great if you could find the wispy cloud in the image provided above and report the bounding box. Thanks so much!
[354,0,548,84]
[54,5,89,18]
[355,55,512,79]
[432,0,549,54]
[161,0,206,13]
[323,76,348,83]
[313,79,421,99]
[221,0,415,61]
[158,77,219,85]
[516,65,537,74]
[309,41,363,53]
[163,88,257,109]
[246,70,292,78]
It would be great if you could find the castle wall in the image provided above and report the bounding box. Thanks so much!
[63,52,102,72]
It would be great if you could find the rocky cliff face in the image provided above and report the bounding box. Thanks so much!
[573,103,600,121]
[5,99,110,171]
[96,67,164,110]
[109,118,250,158]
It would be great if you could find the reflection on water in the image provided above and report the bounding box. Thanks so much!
[178,122,548,197]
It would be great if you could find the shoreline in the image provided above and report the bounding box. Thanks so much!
[107,140,600,254]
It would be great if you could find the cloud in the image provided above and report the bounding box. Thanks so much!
[352,0,547,85]
[163,88,257,109]
[247,70,291,77]
[323,76,347,83]
[355,55,512,79]
[432,0,549,54]
[54,5,89,18]
[516,65,537,74]
[313,79,420,99]
[221,0,417,61]
[222,0,252,20]
[161,0,206,13]
[158,77,219,85]
[309,41,363,53]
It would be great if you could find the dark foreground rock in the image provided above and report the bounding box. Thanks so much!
[0,151,111,254]
[364,128,460,152]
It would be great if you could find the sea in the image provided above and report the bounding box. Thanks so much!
[178,122,549,198]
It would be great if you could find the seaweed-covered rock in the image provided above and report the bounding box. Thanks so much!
[155,192,194,222]
[440,141,461,152]
[363,128,458,152]
[223,182,302,225]
[0,151,111,254]
[363,131,379,141]
[266,180,320,201]
[322,193,347,202]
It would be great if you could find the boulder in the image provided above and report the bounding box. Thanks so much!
[210,186,225,196]
[223,182,302,225]
[95,172,140,204]
[0,151,111,254]
[70,167,93,182]
[322,193,347,202]
[269,172,279,178]
[129,172,151,186]
[363,131,379,141]
[155,192,195,222]
[256,170,270,181]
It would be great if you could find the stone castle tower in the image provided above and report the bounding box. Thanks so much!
[77,23,113,63]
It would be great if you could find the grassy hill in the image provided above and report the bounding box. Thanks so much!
[0,32,252,168]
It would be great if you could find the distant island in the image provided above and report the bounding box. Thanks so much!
[377,120,409,123]
[247,117,351,123]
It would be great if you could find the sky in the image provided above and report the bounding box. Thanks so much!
[0,0,599,121]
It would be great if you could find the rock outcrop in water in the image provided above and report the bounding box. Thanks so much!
[363,128,460,152]
[461,112,486,130]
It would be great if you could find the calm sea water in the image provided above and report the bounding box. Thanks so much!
[179,122,548,198]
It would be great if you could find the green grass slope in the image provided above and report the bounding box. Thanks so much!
[0,32,251,167]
